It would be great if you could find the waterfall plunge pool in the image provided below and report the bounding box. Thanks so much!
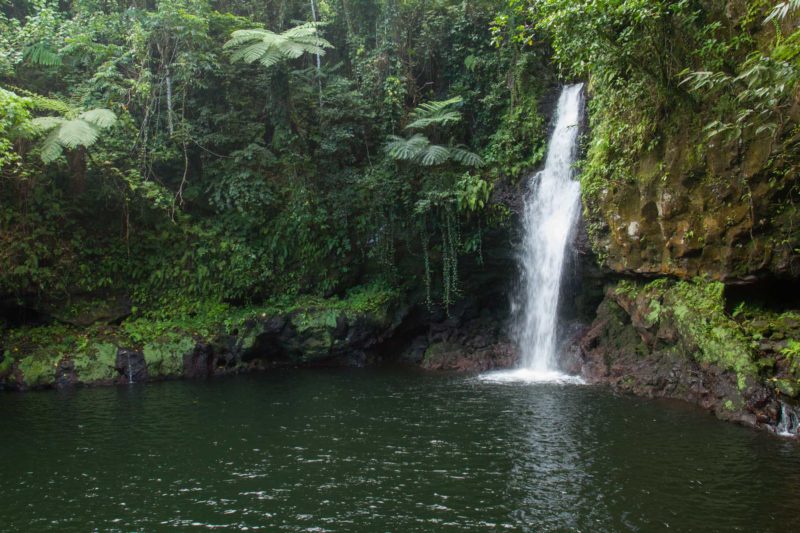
[1,368,799,531]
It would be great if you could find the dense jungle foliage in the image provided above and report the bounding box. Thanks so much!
[0,0,556,321]
[1,0,798,325]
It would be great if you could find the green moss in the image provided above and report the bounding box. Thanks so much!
[17,353,60,387]
[2,324,80,387]
[294,309,339,333]
[423,342,459,366]
[670,280,757,389]
[73,342,118,382]
[645,299,662,328]
[775,378,798,397]
[296,330,333,361]
[619,278,757,390]
[143,336,196,377]
[0,353,12,376]
[0,282,401,387]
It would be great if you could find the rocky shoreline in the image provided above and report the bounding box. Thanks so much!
[570,279,800,438]
[2,287,799,440]
[0,287,518,391]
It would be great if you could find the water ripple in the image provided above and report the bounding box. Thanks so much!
[0,369,798,532]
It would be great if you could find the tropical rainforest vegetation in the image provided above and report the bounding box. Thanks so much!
[1,0,798,341]
[0,0,556,325]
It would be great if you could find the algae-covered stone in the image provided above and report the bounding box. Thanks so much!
[73,342,118,383]
[581,89,800,282]
[0,353,12,377]
[17,353,60,387]
[581,277,781,430]
[144,336,196,377]
[666,281,757,390]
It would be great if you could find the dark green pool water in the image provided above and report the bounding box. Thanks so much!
[1,368,799,532]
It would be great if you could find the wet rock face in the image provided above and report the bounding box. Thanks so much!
[585,130,800,281]
[391,302,518,372]
[578,283,784,431]
[116,349,147,383]
[55,359,77,389]
[183,342,214,378]
[421,341,516,372]
[238,305,406,367]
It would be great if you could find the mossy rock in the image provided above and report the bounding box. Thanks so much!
[668,281,756,389]
[423,342,461,366]
[293,309,339,333]
[144,336,196,377]
[73,342,118,383]
[613,278,757,389]
[0,354,13,377]
[17,353,60,387]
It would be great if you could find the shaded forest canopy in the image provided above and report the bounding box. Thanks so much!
[1,0,556,319]
[1,0,798,321]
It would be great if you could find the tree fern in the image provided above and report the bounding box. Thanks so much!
[385,134,482,167]
[30,107,116,163]
[224,23,333,69]
[405,96,463,130]
[385,133,430,161]
[418,144,451,166]
[386,96,482,167]
[449,145,484,167]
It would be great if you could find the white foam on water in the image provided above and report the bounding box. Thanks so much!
[478,368,585,385]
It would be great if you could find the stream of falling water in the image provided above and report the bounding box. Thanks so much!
[482,84,585,384]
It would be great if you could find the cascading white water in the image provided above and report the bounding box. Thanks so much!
[776,401,799,437]
[126,351,134,384]
[516,84,584,374]
[481,84,584,384]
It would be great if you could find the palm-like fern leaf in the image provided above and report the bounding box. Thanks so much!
[385,133,429,161]
[405,96,463,130]
[225,23,333,69]
[30,116,64,131]
[57,119,100,149]
[31,107,116,163]
[39,127,64,163]
[23,43,62,66]
[79,108,116,128]
[418,144,451,166]
[449,145,484,167]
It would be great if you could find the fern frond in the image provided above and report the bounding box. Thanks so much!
[223,29,273,49]
[6,87,71,114]
[23,43,62,67]
[39,127,63,163]
[415,96,463,115]
[282,23,318,39]
[30,107,115,163]
[79,109,116,128]
[419,144,451,166]
[406,111,462,130]
[231,42,271,64]
[226,23,333,69]
[386,133,427,161]
[449,146,484,167]
[406,96,464,130]
[57,119,99,149]
[30,116,65,132]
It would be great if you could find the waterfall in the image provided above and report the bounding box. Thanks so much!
[126,351,134,384]
[481,84,585,384]
[777,402,799,437]
[517,84,584,373]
